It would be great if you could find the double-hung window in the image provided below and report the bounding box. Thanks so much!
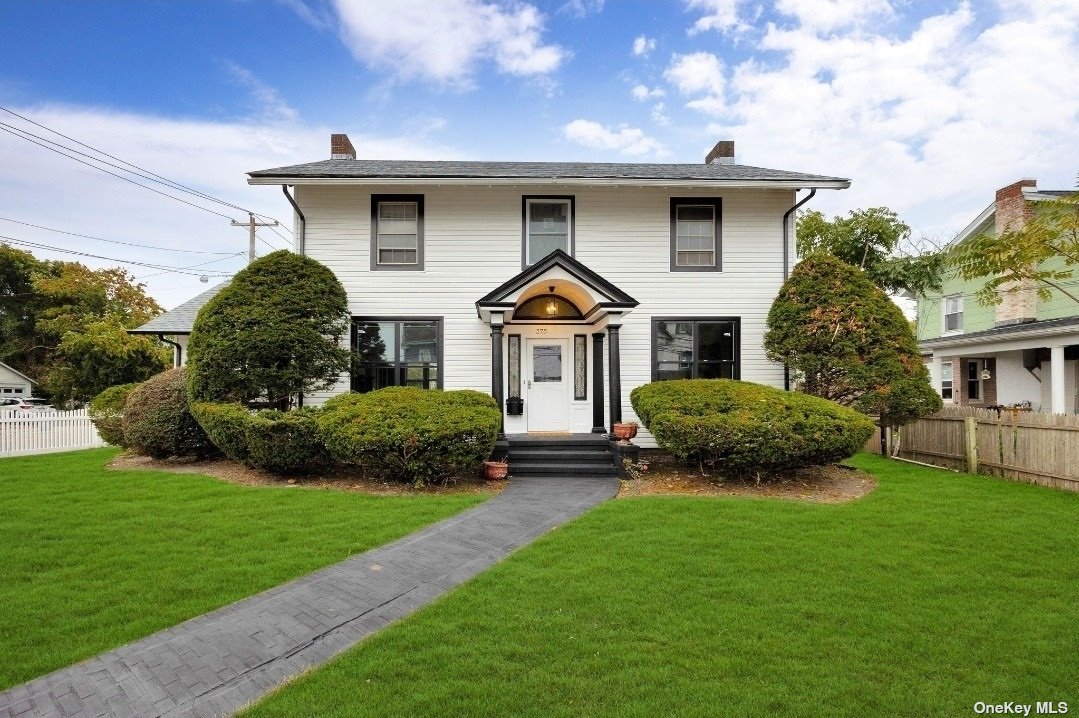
[943,295,963,333]
[670,198,721,271]
[351,318,442,392]
[371,195,423,270]
[652,318,739,380]
[523,196,573,266]
[940,362,953,401]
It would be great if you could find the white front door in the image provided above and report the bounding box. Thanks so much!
[525,338,570,431]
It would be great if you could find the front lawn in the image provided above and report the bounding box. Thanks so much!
[244,455,1079,718]
[0,448,484,689]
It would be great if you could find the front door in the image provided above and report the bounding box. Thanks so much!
[525,338,570,431]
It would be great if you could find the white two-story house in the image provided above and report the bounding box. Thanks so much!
[136,135,850,448]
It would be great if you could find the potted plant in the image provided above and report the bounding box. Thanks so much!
[483,459,509,481]
[612,421,639,441]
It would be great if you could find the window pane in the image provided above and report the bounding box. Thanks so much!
[529,201,568,233]
[676,251,714,267]
[508,335,521,396]
[378,234,418,250]
[942,384,953,400]
[353,363,398,393]
[677,205,714,222]
[378,248,418,265]
[656,362,692,381]
[676,233,713,250]
[698,362,735,379]
[528,233,568,264]
[355,322,395,362]
[574,335,587,400]
[941,363,953,382]
[403,364,438,389]
[533,345,562,382]
[656,321,694,363]
[402,323,437,362]
[698,322,734,362]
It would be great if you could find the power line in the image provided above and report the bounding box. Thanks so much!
[132,252,245,280]
[0,105,293,232]
[0,234,236,278]
[0,216,238,255]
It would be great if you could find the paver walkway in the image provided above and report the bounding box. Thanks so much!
[0,475,617,718]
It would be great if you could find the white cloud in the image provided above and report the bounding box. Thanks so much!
[773,0,895,32]
[560,0,604,17]
[632,35,656,56]
[223,62,299,123]
[0,104,461,309]
[631,84,665,102]
[563,119,667,156]
[331,0,565,85]
[685,0,747,34]
[665,52,726,115]
[651,102,672,126]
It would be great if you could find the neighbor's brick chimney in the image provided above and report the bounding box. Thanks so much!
[331,133,356,160]
[994,178,1038,326]
[705,140,735,165]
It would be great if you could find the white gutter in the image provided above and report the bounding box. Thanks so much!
[921,323,1079,350]
[248,176,851,189]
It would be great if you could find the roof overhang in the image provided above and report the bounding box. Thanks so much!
[0,361,37,385]
[249,176,851,190]
[476,249,638,324]
[921,323,1079,355]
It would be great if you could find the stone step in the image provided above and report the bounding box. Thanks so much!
[510,461,619,477]
[507,449,613,463]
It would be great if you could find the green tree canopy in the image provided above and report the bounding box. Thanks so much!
[187,250,351,407]
[797,207,946,296]
[950,192,1079,306]
[765,254,941,429]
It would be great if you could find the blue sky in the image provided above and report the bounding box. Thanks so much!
[1,0,1077,307]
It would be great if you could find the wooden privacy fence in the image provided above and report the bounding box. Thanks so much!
[0,409,107,458]
[896,406,1079,492]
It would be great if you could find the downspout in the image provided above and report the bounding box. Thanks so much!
[781,188,817,390]
[282,184,306,255]
[158,334,182,367]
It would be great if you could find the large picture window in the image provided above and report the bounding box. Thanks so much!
[670,198,721,271]
[371,194,424,270]
[351,318,442,392]
[523,196,574,267]
[652,318,739,380]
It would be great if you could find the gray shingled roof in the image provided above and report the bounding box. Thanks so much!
[129,281,229,335]
[248,159,848,184]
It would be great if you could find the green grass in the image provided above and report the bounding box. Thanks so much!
[0,448,484,689]
[244,455,1079,718]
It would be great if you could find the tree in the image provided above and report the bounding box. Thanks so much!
[765,255,941,430]
[797,207,946,296]
[187,250,351,407]
[951,192,1079,306]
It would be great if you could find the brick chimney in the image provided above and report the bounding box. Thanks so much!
[994,178,1037,326]
[331,133,356,160]
[705,140,734,165]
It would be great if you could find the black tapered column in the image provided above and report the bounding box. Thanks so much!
[591,332,605,433]
[607,323,622,432]
[491,322,505,438]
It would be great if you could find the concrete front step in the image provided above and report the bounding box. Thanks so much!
[508,449,613,463]
[510,461,620,477]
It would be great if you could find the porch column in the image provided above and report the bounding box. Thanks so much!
[591,332,605,433]
[491,313,505,438]
[607,322,622,432]
[1050,344,1066,414]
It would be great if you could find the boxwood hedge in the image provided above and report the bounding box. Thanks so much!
[121,368,216,459]
[317,387,501,486]
[244,408,327,475]
[630,379,874,476]
[190,402,251,462]
[88,383,139,447]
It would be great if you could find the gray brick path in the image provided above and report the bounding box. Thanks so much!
[0,475,617,718]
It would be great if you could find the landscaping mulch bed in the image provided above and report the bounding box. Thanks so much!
[617,451,877,503]
[107,454,504,496]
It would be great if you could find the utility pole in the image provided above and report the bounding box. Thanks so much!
[230,213,279,264]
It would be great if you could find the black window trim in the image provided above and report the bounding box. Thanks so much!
[371,194,425,271]
[350,316,444,391]
[650,316,741,381]
[669,197,722,272]
[522,195,575,269]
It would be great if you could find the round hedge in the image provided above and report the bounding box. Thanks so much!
[317,387,501,485]
[245,408,327,475]
[88,383,139,447]
[190,401,250,462]
[630,379,874,476]
[122,368,216,459]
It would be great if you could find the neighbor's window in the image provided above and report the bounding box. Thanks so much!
[652,318,739,380]
[524,197,573,266]
[966,360,981,401]
[372,195,423,270]
[351,318,441,392]
[943,295,963,333]
[670,198,721,271]
[941,362,953,401]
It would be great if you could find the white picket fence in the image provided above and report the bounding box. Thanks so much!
[0,409,107,457]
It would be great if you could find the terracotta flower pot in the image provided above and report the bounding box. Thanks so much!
[483,460,509,481]
[612,422,638,441]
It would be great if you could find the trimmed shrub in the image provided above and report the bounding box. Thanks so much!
[88,383,139,447]
[317,387,501,485]
[245,408,327,475]
[190,402,251,462]
[122,368,215,459]
[630,379,874,476]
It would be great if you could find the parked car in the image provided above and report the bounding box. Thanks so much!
[11,397,53,412]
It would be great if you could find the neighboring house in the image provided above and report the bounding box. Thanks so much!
[129,281,229,367]
[918,179,1079,415]
[139,135,850,447]
[0,360,36,398]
